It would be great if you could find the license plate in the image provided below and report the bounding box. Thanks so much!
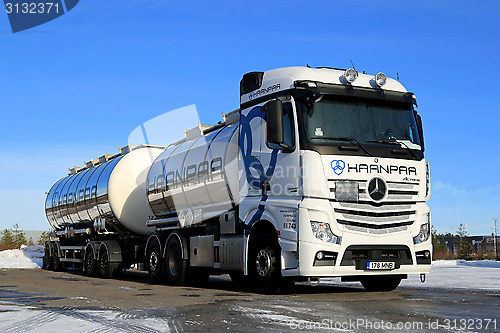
[366,261,395,270]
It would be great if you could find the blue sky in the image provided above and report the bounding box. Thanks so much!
[0,0,499,235]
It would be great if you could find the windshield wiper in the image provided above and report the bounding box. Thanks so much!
[366,139,418,160]
[312,136,374,156]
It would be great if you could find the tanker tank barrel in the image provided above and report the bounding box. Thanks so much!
[45,145,164,236]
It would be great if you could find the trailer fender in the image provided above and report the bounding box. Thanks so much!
[165,232,189,260]
[145,233,164,258]
[84,241,100,260]
[100,240,122,263]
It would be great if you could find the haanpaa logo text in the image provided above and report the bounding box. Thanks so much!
[3,0,79,33]
[331,159,417,176]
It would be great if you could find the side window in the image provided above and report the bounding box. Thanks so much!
[267,102,295,150]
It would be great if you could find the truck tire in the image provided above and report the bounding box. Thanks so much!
[360,276,402,292]
[43,241,53,270]
[99,244,120,279]
[251,235,281,294]
[52,242,64,272]
[147,238,163,284]
[84,244,99,277]
[165,236,188,286]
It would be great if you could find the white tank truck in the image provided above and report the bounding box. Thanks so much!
[44,66,432,292]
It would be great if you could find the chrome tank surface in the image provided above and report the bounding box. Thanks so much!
[45,145,163,235]
[147,123,239,227]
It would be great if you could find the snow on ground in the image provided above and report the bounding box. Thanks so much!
[0,305,174,333]
[400,260,500,290]
[0,245,43,269]
[321,259,500,291]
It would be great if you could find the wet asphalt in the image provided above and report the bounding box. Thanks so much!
[0,269,498,332]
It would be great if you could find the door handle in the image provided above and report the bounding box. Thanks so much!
[261,181,271,194]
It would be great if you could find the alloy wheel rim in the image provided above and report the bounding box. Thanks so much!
[256,249,272,277]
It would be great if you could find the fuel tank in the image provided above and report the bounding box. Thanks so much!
[147,122,239,227]
[45,145,163,235]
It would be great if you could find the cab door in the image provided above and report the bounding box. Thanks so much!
[259,96,301,198]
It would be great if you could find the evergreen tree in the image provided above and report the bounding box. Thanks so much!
[431,226,446,253]
[38,231,50,245]
[1,229,14,246]
[11,224,27,248]
[457,223,472,260]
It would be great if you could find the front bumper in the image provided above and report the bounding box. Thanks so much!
[296,198,432,277]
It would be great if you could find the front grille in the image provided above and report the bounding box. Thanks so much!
[338,219,413,229]
[328,179,420,202]
[344,224,408,235]
[334,202,415,232]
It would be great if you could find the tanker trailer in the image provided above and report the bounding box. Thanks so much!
[44,145,164,277]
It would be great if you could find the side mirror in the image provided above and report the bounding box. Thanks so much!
[265,99,284,145]
[415,113,425,152]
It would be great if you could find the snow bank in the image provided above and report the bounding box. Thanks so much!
[432,259,500,268]
[321,259,500,291]
[0,245,43,269]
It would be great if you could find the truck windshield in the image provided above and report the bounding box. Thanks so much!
[300,95,422,151]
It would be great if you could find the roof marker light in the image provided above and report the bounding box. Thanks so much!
[375,72,387,87]
[344,68,358,83]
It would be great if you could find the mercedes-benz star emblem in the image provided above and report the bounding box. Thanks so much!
[367,177,387,201]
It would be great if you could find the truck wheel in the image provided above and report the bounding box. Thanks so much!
[99,245,119,278]
[52,242,64,272]
[251,235,281,294]
[84,244,98,277]
[147,239,163,284]
[360,276,402,292]
[43,241,53,270]
[165,236,187,286]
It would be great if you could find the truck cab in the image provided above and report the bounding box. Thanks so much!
[239,66,431,291]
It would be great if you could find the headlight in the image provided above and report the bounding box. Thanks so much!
[344,68,358,83]
[335,180,358,202]
[413,213,430,244]
[375,72,387,87]
[310,221,341,244]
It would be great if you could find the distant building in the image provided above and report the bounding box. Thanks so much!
[469,235,499,256]
[442,235,499,257]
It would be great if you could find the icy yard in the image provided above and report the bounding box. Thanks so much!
[0,247,499,332]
